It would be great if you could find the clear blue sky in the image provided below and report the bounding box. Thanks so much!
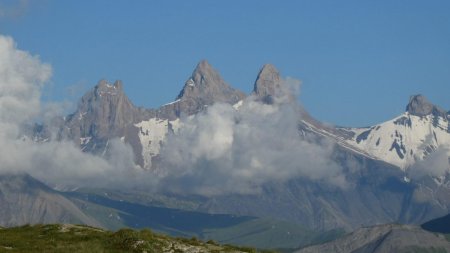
[1,0,449,127]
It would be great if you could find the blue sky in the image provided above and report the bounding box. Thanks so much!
[1,0,449,127]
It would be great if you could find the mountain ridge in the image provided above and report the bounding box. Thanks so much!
[26,60,450,233]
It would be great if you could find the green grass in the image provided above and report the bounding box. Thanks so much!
[0,224,275,253]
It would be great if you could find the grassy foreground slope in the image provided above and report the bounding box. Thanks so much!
[0,224,276,253]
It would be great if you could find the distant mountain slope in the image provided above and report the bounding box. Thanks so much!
[296,224,450,253]
[0,174,317,250]
[196,152,450,232]
[0,174,100,227]
[203,218,343,250]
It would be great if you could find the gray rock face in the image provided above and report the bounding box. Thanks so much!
[59,80,152,165]
[253,64,282,104]
[406,94,447,117]
[252,63,297,105]
[62,80,142,140]
[0,174,100,227]
[296,224,450,253]
[162,60,245,117]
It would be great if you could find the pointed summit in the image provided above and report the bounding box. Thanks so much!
[95,79,124,97]
[252,64,295,104]
[64,79,139,139]
[172,60,245,115]
[177,60,241,99]
[192,59,215,80]
[253,64,282,99]
[406,94,447,117]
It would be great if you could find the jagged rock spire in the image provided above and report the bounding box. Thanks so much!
[406,95,447,117]
[176,60,245,100]
[252,64,296,104]
[253,64,282,102]
[171,60,245,115]
[65,79,139,139]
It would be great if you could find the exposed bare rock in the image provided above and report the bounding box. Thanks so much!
[406,94,448,118]
[159,60,246,118]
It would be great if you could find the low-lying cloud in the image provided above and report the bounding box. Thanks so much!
[407,147,450,180]
[157,80,347,195]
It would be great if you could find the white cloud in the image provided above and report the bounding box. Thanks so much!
[157,79,347,196]
[407,147,450,180]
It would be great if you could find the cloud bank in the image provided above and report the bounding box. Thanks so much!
[157,79,347,196]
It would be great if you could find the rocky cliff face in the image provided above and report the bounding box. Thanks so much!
[406,94,448,118]
[61,80,147,140]
[253,64,283,104]
[157,60,246,119]
[56,80,151,165]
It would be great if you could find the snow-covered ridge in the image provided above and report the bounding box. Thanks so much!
[300,119,377,160]
[340,112,450,170]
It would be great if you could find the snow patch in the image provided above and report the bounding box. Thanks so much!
[163,99,181,106]
[135,118,180,168]
[232,100,243,109]
[186,78,195,87]
[80,137,91,145]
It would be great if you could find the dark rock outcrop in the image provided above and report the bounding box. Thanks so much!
[406,94,447,118]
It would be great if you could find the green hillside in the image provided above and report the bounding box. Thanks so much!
[0,224,276,253]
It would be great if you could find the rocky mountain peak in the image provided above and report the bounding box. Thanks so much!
[171,60,245,115]
[192,59,214,79]
[253,64,281,99]
[176,60,238,99]
[63,79,139,140]
[252,63,296,104]
[95,79,123,97]
[406,94,447,117]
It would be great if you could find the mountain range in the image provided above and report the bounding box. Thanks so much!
[3,60,450,250]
